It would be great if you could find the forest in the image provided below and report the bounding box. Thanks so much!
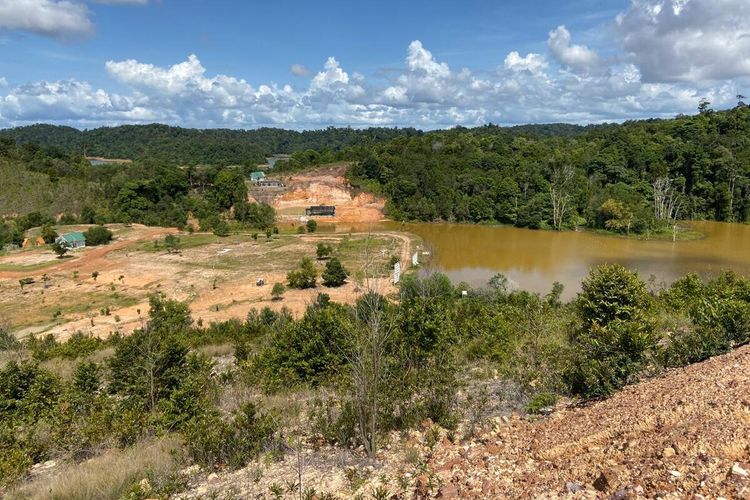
[0,124,419,166]
[348,102,750,233]
[0,137,274,247]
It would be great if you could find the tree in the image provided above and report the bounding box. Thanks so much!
[91,271,99,281]
[40,225,58,244]
[213,220,230,237]
[271,283,285,301]
[306,219,318,233]
[83,225,113,246]
[598,199,634,234]
[51,241,69,258]
[211,168,248,210]
[287,257,317,289]
[316,243,333,260]
[548,162,575,230]
[322,257,348,287]
[265,229,272,240]
[164,234,180,254]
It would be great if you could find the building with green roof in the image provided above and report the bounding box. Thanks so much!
[55,232,86,249]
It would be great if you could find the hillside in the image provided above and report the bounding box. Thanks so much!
[176,344,750,498]
[0,124,421,166]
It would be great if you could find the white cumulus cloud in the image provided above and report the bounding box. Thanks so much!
[504,51,548,75]
[548,25,602,74]
[616,0,750,82]
[0,0,93,39]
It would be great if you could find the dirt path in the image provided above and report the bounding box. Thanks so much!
[0,226,176,279]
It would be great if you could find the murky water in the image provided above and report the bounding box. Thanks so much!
[338,221,750,298]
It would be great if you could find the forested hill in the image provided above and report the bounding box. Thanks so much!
[0,124,422,166]
[348,105,750,232]
[0,122,599,166]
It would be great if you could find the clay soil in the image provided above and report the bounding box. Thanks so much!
[252,163,386,224]
[0,224,412,341]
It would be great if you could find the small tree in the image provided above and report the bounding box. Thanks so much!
[83,225,113,246]
[306,219,318,233]
[265,229,272,240]
[92,271,99,281]
[271,283,285,301]
[297,226,306,234]
[164,234,180,254]
[252,233,258,241]
[41,225,58,244]
[214,221,230,237]
[316,243,333,260]
[52,241,69,258]
[287,257,317,289]
[322,257,348,287]
[19,277,34,289]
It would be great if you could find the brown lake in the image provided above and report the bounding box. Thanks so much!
[339,221,750,299]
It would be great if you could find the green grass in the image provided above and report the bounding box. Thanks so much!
[0,258,66,272]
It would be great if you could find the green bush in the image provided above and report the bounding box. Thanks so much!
[526,392,559,414]
[306,219,318,233]
[183,402,278,470]
[322,257,348,287]
[566,265,656,398]
[287,257,317,289]
[83,225,114,246]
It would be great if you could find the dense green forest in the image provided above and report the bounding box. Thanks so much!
[0,124,420,166]
[348,104,750,233]
[0,137,274,247]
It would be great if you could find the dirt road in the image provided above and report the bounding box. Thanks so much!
[0,225,176,280]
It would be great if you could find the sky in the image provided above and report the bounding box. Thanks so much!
[0,0,748,130]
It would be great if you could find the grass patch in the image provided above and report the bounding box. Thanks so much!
[6,437,187,500]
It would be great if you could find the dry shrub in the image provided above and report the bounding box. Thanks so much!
[7,437,185,500]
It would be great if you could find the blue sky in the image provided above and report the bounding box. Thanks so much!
[0,0,748,129]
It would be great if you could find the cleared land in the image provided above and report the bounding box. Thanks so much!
[0,224,412,341]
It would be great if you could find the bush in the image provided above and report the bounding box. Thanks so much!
[526,392,558,414]
[83,225,114,246]
[40,224,58,244]
[306,219,318,233]
[271,282,285,300]
[322,257,348,287]
[566,265,656,398]
[213,221,230,237]
[287,257,317,289]
[316,243,333,259]
[183,402,278,470]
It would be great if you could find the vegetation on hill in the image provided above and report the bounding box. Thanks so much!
[0,137,276,247]
[2,265,749,495]
[0,124,420,166]
[348,104,750,234]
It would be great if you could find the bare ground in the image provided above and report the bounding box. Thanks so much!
[0,225,412,341]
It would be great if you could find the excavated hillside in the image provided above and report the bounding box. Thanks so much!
[249,164,386,224]
[177,345,750,499]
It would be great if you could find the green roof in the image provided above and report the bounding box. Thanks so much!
[250,171,265,181]
[60,232,86,244]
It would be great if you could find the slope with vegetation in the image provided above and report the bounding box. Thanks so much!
[2,263,749,497]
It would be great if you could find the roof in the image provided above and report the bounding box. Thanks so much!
[250,171,266,181]
[59,232,86,244]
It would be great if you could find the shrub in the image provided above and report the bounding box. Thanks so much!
[83,225,114,246]
[183,402,278,470]
[40,224,58,244]
[322,257,348,287]
[566,265,656,398]
[306,219,318,233]
[52,241,69,258]
[164,234,180,254]
[316,243,333,260]
[526,392,558,414]
[271,282,285,300]
[287,257,317,289]
[213,221,230,237]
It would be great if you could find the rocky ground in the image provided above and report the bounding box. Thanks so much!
[177,344,750,499]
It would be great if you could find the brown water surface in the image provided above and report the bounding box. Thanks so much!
[342,221,750,298]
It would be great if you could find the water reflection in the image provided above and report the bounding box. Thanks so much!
[337,220,750,299]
